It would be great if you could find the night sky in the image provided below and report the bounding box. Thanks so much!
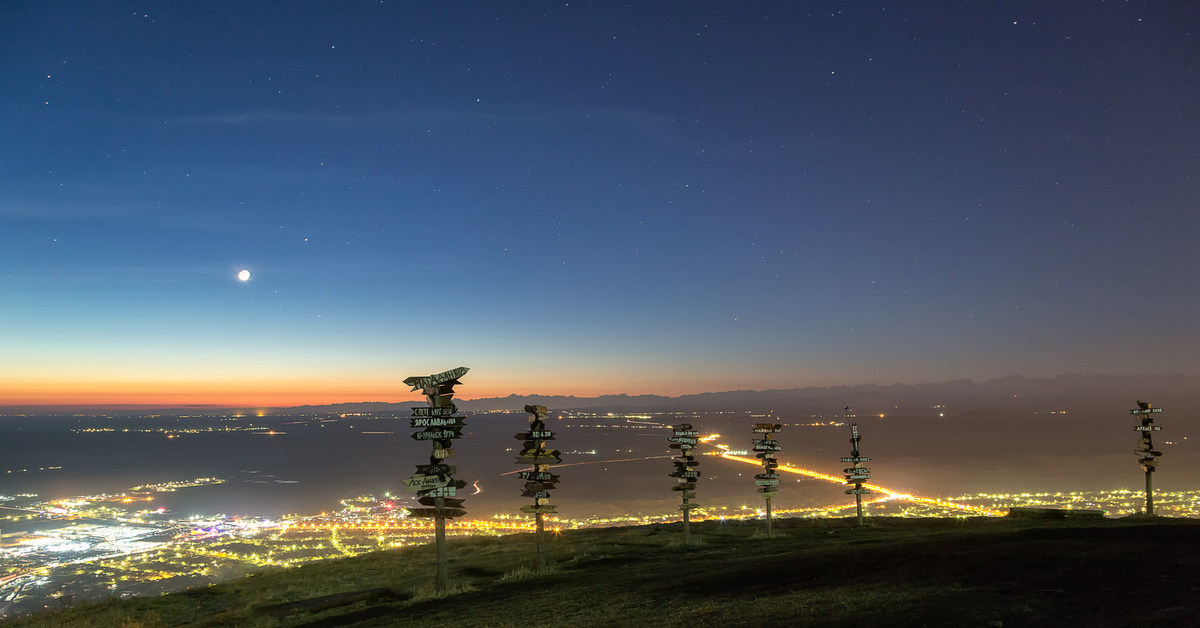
[3,2,1198,406]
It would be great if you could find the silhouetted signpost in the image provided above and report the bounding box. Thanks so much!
[402,366,469,591]
[1130,401,1163,516]
[669,424,700,543]
[515,404,560,572]
[841,423,871,526]
[752,423,782,537]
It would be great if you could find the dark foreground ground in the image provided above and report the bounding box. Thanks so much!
[9,515,1199,627]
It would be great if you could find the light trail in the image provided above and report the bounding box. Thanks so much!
[714,442,1004,517]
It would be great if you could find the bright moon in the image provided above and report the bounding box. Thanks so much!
[237,269,251,282]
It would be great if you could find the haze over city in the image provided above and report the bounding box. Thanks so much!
[4,2,1199,407]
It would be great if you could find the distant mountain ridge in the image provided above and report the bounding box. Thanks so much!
[290,374,1200,417]
[7,374,1196,417]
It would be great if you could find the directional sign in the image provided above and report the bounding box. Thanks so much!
[669,436,699,445]
[753,423,783,432]
[669,470,701,478]
[754,473,779,480]
[1136,450,1162,457]
[417,496,465,508]
[515,430,555,440]
[669,443,695,450]
[755,452,776,459]
[843,467,871,474]
[753,443,782,451]
[672,423,693,431]
[412,428,463,441]
[518,447,561,458]
[407,507,467,518]
[519,504,558,514]
[403,367,470,391]
[517,470,560,483]
[415,464,456,476]
[424,486,457,498]
[755,479,780,486]
[432,448,454,459]
[521,490,553,500]
[679,502,701,510]
[1134,426,1163,431]
[411,405,459,417]
[1130,408,1163,414]
[841,456,871,463]
[410,416,465,428]
[672,430,700,437]
[845,474,871,481]
[516,454,563,465]
[845,488,871,495]
[402,474,450,492]
[671,483,698,491]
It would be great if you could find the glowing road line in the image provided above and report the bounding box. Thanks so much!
[715,446,1003,517]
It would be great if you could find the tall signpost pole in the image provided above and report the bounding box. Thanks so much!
[515,404,561,573]
[401,367,470,592]
[841,423,872,527]
[669,424,700,543]
[1130,401,1163,516]
[752,423,782,537]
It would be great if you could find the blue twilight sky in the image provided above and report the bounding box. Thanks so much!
[2,1,1198,404]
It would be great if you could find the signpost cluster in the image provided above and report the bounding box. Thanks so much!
[752,423,782,537]
[515,404,561,572]
[841,423,871,526]
[1130,401,1164,516]
[668,423,701,543]
[401,366,469,591]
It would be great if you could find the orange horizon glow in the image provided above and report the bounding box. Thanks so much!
[0,375,730,408]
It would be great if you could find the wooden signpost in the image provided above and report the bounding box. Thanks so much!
[516,404,561,572]
[752,423,782,537]
[402,366,469,591]
[670,423,701,543]
[1130,401,1164,516]
[841,422,871,526]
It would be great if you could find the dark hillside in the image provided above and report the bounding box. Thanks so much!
[10,516,1199,627]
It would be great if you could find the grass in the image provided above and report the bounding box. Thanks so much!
[8,515,1200,627]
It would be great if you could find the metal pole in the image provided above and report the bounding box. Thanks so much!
[1145,470,1154,516]
[856,492,864,526]
[683,501,691,543]
[435,497,448,591]
[765,497,773,538]
[535,512,546,572]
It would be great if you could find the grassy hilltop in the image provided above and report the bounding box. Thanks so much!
[11,516,1199,628]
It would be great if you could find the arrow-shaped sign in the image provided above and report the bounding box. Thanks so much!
[515,430,555,440]
[412,428,463,441]
[517,470,560,482]
[402,474,450,493]
[411,405,459,417]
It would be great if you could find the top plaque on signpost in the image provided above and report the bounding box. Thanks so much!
[404,367,469,392]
